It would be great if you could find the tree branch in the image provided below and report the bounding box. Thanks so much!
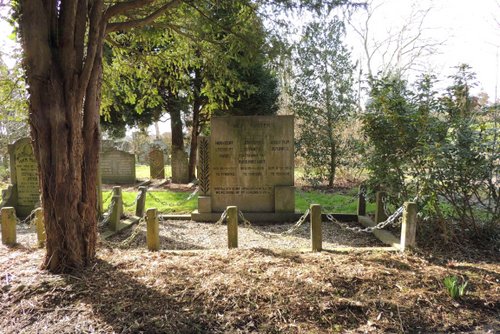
[105,0,181,33]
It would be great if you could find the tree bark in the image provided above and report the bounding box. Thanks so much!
[19,0,105,273]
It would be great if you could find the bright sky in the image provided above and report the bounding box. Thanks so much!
[345,0,499,100]
[0,0,498,123]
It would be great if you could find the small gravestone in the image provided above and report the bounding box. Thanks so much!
[0,138,40,217]
[149,148,165,179]
[192,116,295,221]
[100,148,136,184]
[171,149,189,183]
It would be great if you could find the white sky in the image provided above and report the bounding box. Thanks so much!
[0,0,498,136]
[345,0,499,100]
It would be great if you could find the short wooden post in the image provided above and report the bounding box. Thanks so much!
[34,208,46,248]
[135,186,147,217]
[310,204,322,252]
[1,207,16,246]
[357,184,366,216]
[400,202,417,252]
[146,208,160,251]
[109,186,123,231]
[375,191,387,223]
[227,206,238,249]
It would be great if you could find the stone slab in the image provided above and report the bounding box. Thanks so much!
[100,148,136,184]
[358,215,400,248]
[149,149,165,179]
[198,196,211,213]
[209,116,294,212]
[275,186,295,213]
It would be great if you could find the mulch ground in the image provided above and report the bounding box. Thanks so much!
[1,224,499,333]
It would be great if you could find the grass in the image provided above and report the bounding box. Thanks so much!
[103,188,376,215]
[135,164,173,179]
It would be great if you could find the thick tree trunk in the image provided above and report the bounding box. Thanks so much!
[19,0,105,272]
[188,70,203,180]
[170,105,184,151]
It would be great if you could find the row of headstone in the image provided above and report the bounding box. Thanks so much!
[1,138,191,217]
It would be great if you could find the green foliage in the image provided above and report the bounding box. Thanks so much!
[363,65,500,241]
[443,276,468,300]
[101,1,276,137]
[292,17,356,187]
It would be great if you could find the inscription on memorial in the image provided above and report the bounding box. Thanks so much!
[14,140,39,207]
[210,116,294,212]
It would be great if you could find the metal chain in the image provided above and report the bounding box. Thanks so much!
[327,205,404,233]
[147,187,199,207]
[99,196,116,227]
[123,191,141,208]
[100,216,147,249]
[101,191,113,207]
[238,209,311,239]
[15,208,38,226]
[214,209,228,226]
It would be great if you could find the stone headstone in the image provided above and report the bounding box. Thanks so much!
[1,138,40,217]
[100,148,136,184]
[171,149,189,183]
[197,116,294,214]
[149,148,165,179]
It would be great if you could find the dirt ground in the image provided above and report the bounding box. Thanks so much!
[1,223,499,334]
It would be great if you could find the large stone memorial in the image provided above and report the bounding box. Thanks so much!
[100,148,136,184]
[192,116,295,222]
[0,138,40,217]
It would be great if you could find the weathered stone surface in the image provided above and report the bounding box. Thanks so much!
[197,196,211,213]
[171,149,189,183]
[3,138,40,217]
[149,148,165,179]
[275,186,295,213]
[100,148,136,184]
[209,116,294,212]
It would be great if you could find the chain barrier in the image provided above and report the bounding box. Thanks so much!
[327,205,404,233]
[214,208,228,225]
[147,187,199,208]
[99,196,117,227]
[101,191,113,209]
[100,216,147,249]
[15,208,38,226]
[123,191,141,208]
[238,209,311,239]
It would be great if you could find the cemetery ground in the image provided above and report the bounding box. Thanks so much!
[1,166,499,333]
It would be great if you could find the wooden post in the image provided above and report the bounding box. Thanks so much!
[135,186,147,217]
[227,206,238,249]
[1,207,16,246]
[375,191,387,223]
[400,202,417,252]
[310,204,322,252]
[34,208,46,248]
[146,208,160,251]
[357,184,366,216]
[109,186,123,231]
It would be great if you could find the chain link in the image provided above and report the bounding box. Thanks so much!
[100,216,147,249]
[101,191,113,208]
[123,191,141,208]
[147,187,198,209]
[99,196,117,227]
[15,208,38,226]
[238,209,311,239]
[327,205,404,233]
[214,209,228,225]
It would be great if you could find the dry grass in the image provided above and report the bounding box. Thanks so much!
[1,226,499,333]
